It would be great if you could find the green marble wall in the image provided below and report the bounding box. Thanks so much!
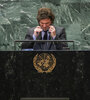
[0,0,90,50]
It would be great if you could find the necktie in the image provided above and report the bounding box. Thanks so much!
[41,31,48,50]
[43,31,47,40]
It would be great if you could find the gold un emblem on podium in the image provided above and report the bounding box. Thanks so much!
[33,53,56,73]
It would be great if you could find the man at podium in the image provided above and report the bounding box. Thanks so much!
[21,7,68,50]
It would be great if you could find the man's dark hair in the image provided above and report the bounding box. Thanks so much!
[37,8,55,24]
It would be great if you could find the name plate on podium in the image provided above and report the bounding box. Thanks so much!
[21,98,69,100]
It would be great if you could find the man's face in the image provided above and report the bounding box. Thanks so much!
[39,18,52,31]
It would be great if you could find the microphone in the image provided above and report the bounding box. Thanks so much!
[36,32,39,34]
[48,31,51,35]
[36,32,41,35]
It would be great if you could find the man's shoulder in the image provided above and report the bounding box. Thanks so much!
[54,26,65,34]
[28,27,36,31]
[27,27,36,35]
[55,26,65,30]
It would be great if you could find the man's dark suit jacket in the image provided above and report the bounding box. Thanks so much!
[21,26,68,50]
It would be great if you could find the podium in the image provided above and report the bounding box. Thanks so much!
[0,51,90,100]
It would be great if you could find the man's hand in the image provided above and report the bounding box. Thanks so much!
[49,26,56,38]
[34,26,42,38]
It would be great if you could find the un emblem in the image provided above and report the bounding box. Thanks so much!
[33,53,56,73]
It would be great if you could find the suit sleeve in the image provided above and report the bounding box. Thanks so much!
[55,27,68,50]
[21,28,34,49]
